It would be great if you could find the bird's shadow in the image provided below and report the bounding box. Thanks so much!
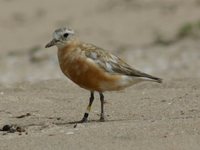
[54,118,130,126]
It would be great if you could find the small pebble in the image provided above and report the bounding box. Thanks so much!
[48,134,55,136]
[1,124,26,134]
[2,125,11,131]
[56,117,61,120]
[16,126,25,132]
[73,124,77,128]
[163,135,167,138]
[161,99,166,102]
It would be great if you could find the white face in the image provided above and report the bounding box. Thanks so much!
[53,27,74,41]
[45,27,75,48]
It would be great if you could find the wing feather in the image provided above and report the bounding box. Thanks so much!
[82,43,162,83]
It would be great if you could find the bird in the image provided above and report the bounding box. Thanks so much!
[45,27,162,123]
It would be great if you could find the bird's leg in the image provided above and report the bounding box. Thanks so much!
[79,91,94,123]
[99,92,105,122]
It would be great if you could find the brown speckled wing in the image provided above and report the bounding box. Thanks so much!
[81,43,162,82]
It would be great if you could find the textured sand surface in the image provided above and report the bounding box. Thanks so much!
[0,79,200,150]
[1,0,200,149]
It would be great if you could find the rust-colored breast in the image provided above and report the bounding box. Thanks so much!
[57,44,120,92]
[63,58,119,91]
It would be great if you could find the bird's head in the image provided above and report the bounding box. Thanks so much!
[45,27,75,48]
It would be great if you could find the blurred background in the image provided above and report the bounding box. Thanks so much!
[1,0,200,85]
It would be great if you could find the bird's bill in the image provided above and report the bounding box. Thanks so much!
[45,39,57,48]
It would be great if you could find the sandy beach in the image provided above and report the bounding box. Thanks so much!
[0,0,200,149]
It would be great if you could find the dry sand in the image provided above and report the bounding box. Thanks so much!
[0,79,200,150]
[1,0,200,149]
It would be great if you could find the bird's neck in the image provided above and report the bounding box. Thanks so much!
[57,37,81,64]
[57,37,80,52]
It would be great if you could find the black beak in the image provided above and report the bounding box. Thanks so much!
[45,39,57,48]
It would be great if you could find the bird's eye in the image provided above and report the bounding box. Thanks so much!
[63,33,69,38]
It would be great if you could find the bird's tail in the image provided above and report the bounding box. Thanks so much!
[131,70,163,83]
[148,76,162,83]
[139,72,162,83]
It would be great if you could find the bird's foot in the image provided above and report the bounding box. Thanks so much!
[77,117,88,123]
[99,116,105,122]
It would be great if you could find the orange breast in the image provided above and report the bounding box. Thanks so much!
[57,42,123,92]
[61,57,121,91]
